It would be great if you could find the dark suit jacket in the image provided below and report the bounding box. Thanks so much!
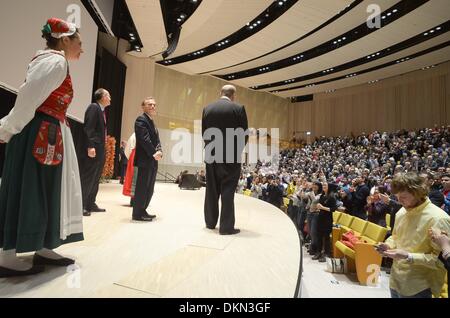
[202,98,248,164]
[83,103,106,152]
[134,113,161,168]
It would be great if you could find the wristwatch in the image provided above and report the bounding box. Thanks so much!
[406,253,413,263]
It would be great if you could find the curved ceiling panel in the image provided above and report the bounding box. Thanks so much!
[278,44,450,98]
[126,0,167,57]
[206,0,400,76]
[221,0,429,82]
[271,32,450,94]
[229,0,450,88]
[127,0,450,97]
[165,0,355,74]
[264,30,450,92]
[168,0,274,58]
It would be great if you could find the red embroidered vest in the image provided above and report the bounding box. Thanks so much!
[32,53,73,165]
[36,53,74,123]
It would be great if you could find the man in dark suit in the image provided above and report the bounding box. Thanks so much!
[132,97,162,222]
[202,85,248,235]
[119,140,128,184]
[79,88,111,216]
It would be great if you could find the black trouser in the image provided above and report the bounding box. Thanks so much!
[120,163,128,184]
[204,163,241,232]
[297,206,307,238]
[132,162,158,218]
[79,147,105,210]
[317,232,331,257]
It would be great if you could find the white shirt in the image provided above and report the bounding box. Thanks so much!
[0,50,67,142]
[125,133,136,159]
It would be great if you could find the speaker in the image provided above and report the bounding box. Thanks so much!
[179,174,201,190]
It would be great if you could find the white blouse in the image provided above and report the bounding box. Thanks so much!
[0,50,68,142]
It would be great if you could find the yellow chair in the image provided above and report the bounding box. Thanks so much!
[338,213,354,233]
[349,217,368,237]
[385,214,391,232]
[332,213,354,257]
[333,211,342,224]
[335,221,388,284]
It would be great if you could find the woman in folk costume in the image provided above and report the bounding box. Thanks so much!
[0,18,84,277]
[122,133,136,206]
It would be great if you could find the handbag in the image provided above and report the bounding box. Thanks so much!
[341,230,361,249]
[326,257,348,273]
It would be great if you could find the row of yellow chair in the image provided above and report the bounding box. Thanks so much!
[332,211,388,285]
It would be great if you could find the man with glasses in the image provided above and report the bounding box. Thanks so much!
[80,88,111,216]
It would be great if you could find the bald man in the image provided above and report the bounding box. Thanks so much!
[202,85,248,235]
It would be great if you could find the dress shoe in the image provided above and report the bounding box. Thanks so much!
[0,264,45,278]
[83,209,91,217]
[90,204,106,212]
[312,253,322,260]
[144,212,156,219]
[206,225,216,230]
[33,254,75,267]
[318,256,326,263]
[132,216,153,222]
[219,228,240,235]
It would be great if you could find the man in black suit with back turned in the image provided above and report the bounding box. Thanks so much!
[80,88,111,216]
[202,85,248,235]
[132,97,162,222]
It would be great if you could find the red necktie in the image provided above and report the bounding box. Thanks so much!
[103,110,107,142]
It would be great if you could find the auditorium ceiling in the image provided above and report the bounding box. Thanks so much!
[126,0,450,101]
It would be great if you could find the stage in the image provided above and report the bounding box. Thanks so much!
[0,182,301,298]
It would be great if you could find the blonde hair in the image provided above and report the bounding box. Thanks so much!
[391,172,429,200]
[141,97,155,106]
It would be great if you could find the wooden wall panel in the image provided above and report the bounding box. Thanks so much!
[292,60,450,139]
